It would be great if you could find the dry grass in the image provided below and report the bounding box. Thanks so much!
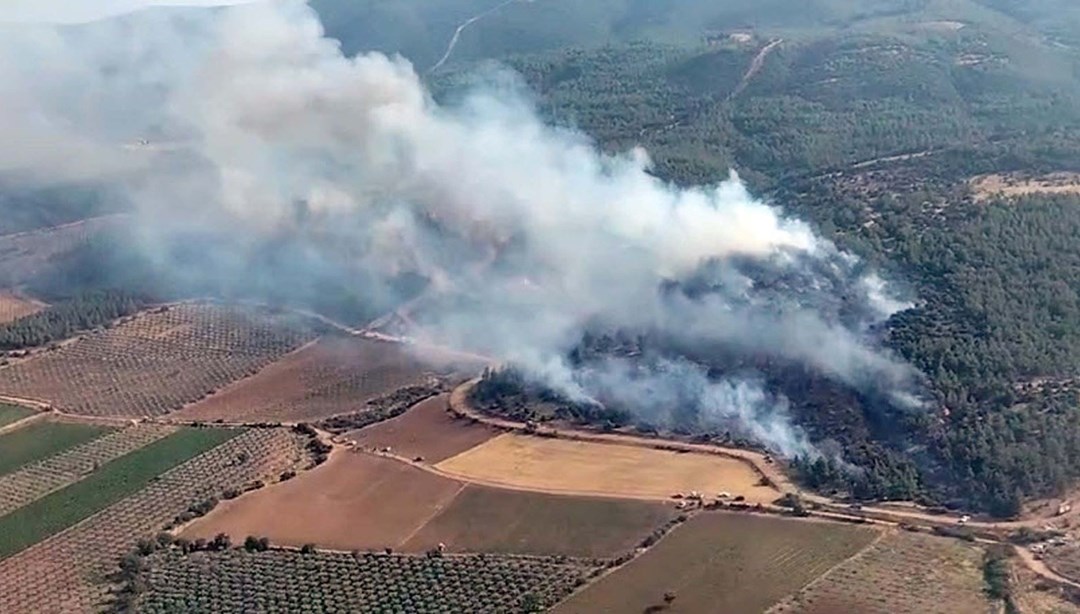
[402,485,676,558]
[182,451,466,552]
[345,393,500,463]
[555,511,879,613]
[970,172,1080,202]
[768,530,991,614]
[435,433,779,502]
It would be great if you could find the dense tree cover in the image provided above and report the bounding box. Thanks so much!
[444,21,1080,515]
[0,290,145,351]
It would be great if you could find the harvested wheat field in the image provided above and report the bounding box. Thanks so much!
[173,337,441,423]
[436,434,779,502]
[183,451,466,551]
[345,394,500,462]
[555,511,879,613]
[768,530,991,614]
[0,303,316,418]
[402,485,675,557]
[0,292,44,323]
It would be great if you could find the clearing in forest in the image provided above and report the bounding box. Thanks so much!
[435,433,779,502]
[402,485,676,558]
[768,529,991,614]
[0,292,44,324]
[182,451,466,552]
[970,172,1080,202]
[555,511,879,613]
[174,336,439,423]
[345,393,500,463]
[0,420,112,477]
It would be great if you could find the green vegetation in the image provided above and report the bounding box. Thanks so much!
[0,289,145,351]
[0,427,237,559]
[0,403,33,428]
[415,0,1080,515]
[0,421,112,477]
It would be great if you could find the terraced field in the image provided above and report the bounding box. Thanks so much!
[768,530,991,614]
[132,548,604,613]
[0,427,312,613]
[554,512,879,613]
[0,303,317,418]
[0,423,177,516]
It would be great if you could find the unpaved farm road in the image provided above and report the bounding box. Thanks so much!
[429,0,531,73]
[728,38,783,100]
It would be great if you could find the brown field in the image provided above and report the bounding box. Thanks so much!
[768,530,991,614]
[436,433,779,502]
[0,303,316,418]
[345,393,500,462]
[183,451,466,551]
[0,292,44,324]
[555,512,879,613]
[0,427,310,613]
[971,172,1080,202]
[173,337,441,423]
[403,485,676,557]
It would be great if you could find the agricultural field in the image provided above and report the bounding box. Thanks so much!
[183,451,466,552]
[436,433,779,502]
[173,336,441,423]
[970,173,1080,202]
[555,512,879,613]
[0,420,112,477]
[0,303,317,418]
[0,402,33,428]
[344,393,501,462]
[131,548,604,614]
[0,427,237,559]
[0,216,120,287]
[0,423,177,516]
[0,427,312,613]
[768,530,991,614]
[0,292,44,324]
[402,485,676,558]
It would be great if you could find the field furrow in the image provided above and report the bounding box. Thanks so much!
[0,423,177,516]
[0,427,311,614]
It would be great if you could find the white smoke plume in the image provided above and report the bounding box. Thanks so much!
[0,0,924,456]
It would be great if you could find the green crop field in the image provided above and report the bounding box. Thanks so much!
[0,403,33,428]
[0,421,112,477]
[0,427,238,559]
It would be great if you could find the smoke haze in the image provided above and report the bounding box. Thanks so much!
[0,0,924,456]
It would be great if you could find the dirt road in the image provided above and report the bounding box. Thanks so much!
[729,38,783,100]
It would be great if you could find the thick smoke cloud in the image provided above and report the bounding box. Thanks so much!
[0,0,923,456]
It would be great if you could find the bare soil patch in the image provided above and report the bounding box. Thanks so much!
[436,433,779,503]
[182,451,466,552]
[555,511,878,613]
[971,172,1080,202]
[0,292,44,324]
[402,485,675,558]
[174,336,441,423]
[345,394,500,463]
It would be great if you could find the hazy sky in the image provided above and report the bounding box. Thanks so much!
[1,0,263,24]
